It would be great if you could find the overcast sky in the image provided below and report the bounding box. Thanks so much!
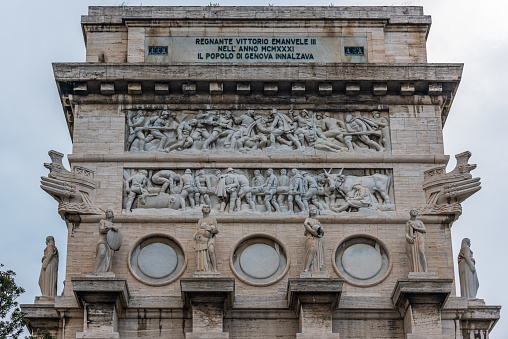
[0,0,506,337]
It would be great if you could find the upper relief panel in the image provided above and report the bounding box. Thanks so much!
[124,109,390,155]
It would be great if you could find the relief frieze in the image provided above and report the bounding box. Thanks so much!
[124,109,391,155]
[122,167,395,215]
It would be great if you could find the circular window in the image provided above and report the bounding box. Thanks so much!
[231,234,289,286]
[333,234,391,287]
[129,234,186,286]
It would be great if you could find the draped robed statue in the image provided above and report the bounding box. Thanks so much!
[405,209,427,272]
[458,238,479,299]
[303,206,325,272]
[39,236,59,298]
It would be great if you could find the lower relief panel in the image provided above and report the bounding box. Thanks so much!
[122,167,395,215]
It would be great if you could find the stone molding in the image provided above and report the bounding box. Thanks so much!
[391,278,453,317]
[71,277,130,310]
[79,213,453,224]
[68,153,450,164]
[180,277,235,311]
[72,277,130,339]
[287,278,344,312]
[83,6,429,23]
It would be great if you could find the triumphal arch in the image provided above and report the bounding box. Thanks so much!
[22,6,500,339]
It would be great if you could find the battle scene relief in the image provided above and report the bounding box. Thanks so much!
[124,109,391,155]
[123,167,395,215]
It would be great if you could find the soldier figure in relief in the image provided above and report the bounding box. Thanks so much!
[231,110,255,150]
[195,169,212,206]
[201,111,235,150]
[269,109,302,149]
[372,111,391,150]
[237,115,271,151]
[320,112,346,145]
[252,169,265,205]
[277,169,290,208]
[125,170,150,212]
[344,113,383,152]
[216,168,239,213]
[236,171,257,211]
[263,168,281,213]
[288,168,306,213]
[144,111,173,151]
[167,119,198,152]
[179,169,196,211]
[291,109,318,147]
[126,110,148,151]
[151,170,181,195]
[302,171,325,212]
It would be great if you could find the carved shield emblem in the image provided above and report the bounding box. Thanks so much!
[107,229,122,251]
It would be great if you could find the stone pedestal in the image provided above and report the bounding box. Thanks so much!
[287,278,343,339]
[72,277,129,339]
[460,299,501,339]
[20,302,60,338]
[181,277,235,339]
[391,277,453,339]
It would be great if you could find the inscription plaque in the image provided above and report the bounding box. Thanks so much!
[144,36,368,63]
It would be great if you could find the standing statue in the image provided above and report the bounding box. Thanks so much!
[303,206,325,272]
[93,210,121,273]
[458,238,479,298]
[39,236,59,298]
[405,209,427,272]
[193,205,219,272]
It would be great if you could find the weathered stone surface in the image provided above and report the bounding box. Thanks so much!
[392,278,453,336]
[181,278,235,338]
[288,278,343,337]
[23,5,503,339]
[72,277,129,339]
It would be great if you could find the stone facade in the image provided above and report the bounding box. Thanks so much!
[22,6,500,339]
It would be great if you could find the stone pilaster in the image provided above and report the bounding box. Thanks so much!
[180,277,235,339]
[391,277,453,339]
[460,299,501,339]
[287,278,343,339]
[72,277,129,339]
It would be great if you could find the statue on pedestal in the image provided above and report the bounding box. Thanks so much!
[303,206,325,272]
[193,205,219,273]
[405,209,427,272]
[39,236,59,298]
[93,210,121,273]
[458,238,479,298]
